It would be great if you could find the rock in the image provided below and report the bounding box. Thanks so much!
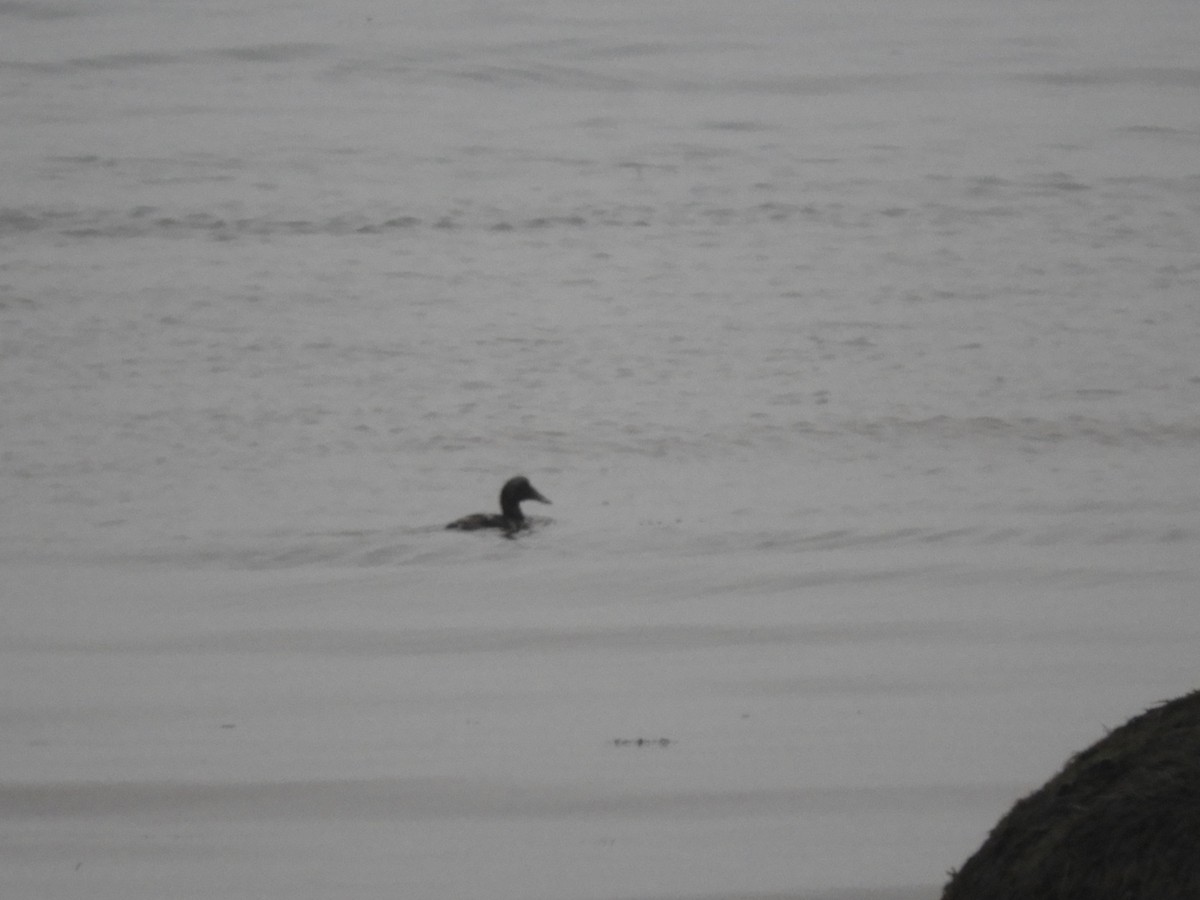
[943,689,1200,900]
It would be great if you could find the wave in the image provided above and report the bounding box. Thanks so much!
[72,508,1195,573]
[1019,67,1200,90]
[4,169,1199,240]
[0,42,333,74]
[0,775,1004,821]
[0,202,799,239]
[834,414,1200,449]
[0,0,79,20]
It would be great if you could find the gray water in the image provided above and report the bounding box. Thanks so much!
[2,1,1199,898]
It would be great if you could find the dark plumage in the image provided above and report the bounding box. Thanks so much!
[446,475,551,534]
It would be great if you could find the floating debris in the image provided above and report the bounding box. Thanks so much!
[612,737,672,748]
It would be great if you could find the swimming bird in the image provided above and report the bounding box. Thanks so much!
[446,475,551,534]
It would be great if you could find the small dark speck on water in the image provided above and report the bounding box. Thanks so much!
[613,737,672,747]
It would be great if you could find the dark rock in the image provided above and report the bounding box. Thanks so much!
[943,689,1200,900]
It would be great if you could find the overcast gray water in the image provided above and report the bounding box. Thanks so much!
[2,1,1199,898]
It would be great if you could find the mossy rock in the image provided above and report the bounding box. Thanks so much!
[942,689,1200,900]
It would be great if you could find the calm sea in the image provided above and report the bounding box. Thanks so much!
[2,0,1198,896]
[4,0,1198,560]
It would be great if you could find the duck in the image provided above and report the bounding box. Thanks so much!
[446,475,551,534]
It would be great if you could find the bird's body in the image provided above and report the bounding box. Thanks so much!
[446,476,550,535]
